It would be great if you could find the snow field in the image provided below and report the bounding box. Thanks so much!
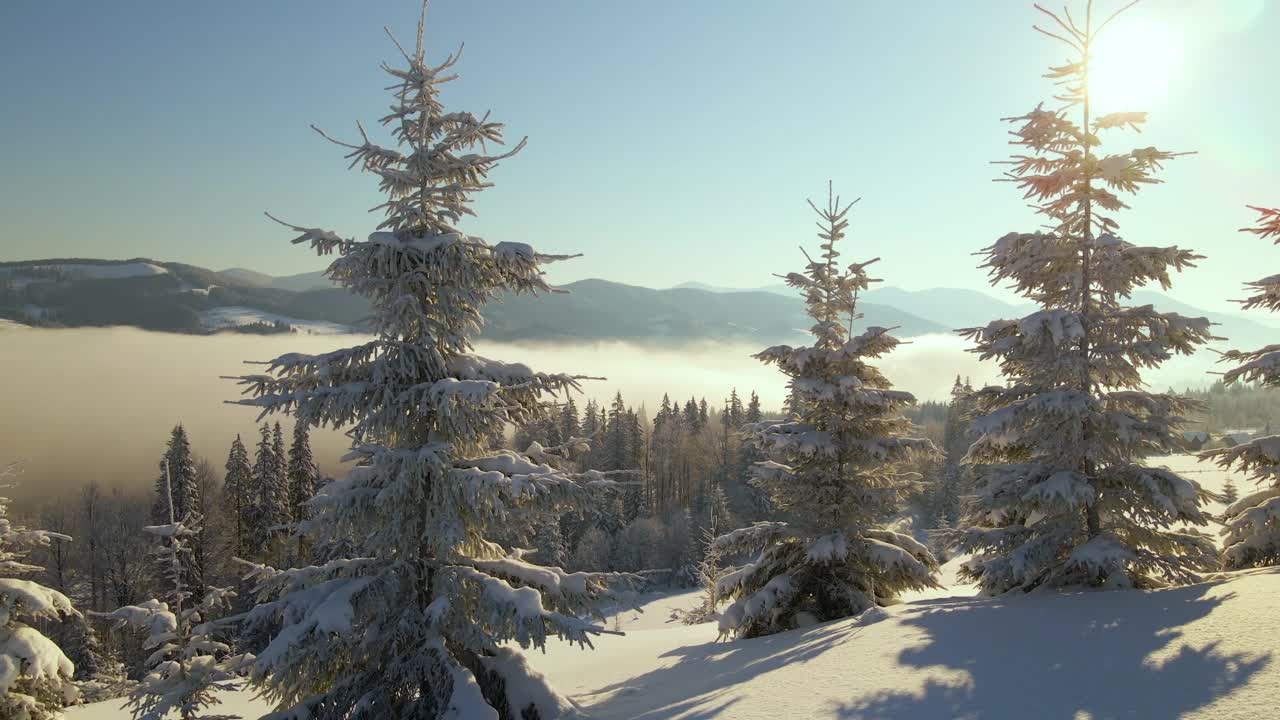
[197,306,356,335]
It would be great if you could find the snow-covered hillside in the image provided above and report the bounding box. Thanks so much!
[198,306,356,335]
[0,262,169,285]
[67,455,1273,719]
[70,568,1278,719]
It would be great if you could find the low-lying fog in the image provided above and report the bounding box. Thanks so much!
[0,325,1218,503]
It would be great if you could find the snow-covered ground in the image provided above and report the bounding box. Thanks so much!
[0,262,169,285]
[198,306,356,335]
[68,455,1274,720]
[66,687,271,719]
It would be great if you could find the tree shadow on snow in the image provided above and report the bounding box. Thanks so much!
[830,580,1270,720]
[578,621,861,719]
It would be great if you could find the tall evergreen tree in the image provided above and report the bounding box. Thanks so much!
[222,435,252,557]
[151,425,205,603]
[232,7,632,715]
[99,466,245,720]
[0,464,77,720]
[712,185,938,639]
[271,422,287,496]
[245,424,287,563]
[604,392,631,472]
[925,377,974,528]
[286,420,319,526]
[533,518,568,569]
[745,391,762,424]
[682,398,700,432]
[560,397,580,443]
[949,1,1218,593]
[1221,476,1240,507]
[1201,205,1280,568]
[582,398,600,440]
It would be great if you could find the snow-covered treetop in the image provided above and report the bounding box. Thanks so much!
[231,5,632,716]
[747,184,931,533]
[948,1,1218,593]
[1,462,78,715]
[1210,206,1280,389]
[709,187,937,638]
[237,26,595,449]
[774,183,879,350]
[0,463,72,585]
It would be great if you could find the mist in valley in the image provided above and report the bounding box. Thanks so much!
[1,323,1231,506]
[0,325,1008,504]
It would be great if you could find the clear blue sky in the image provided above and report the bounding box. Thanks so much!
[1,1,1275,310]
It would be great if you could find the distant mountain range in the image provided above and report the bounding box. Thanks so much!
[2,259,1275,349]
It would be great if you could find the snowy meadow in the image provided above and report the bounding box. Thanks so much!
[3,0,1279,717]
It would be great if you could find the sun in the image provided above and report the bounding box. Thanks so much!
[1087,18,1183,115]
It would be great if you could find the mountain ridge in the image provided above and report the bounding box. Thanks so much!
[1,259,945,343]
[4,259,1275,349]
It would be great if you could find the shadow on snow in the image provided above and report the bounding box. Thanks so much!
[832,577,1271,720]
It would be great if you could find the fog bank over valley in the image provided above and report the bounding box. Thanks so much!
[1,324,1222,503]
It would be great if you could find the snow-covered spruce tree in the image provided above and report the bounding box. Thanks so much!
[1220,476,1239,506]
[245,425,287,564]
[99,467,247,720]
[152,426,204,601]
[1200,205,1280,568]
[231,7,633,718]
[924,377,974,529]
[711,185,939,639]
[270,424,286,509]
[0,463,78,719]
[533,519,568,569]
[948,1,1218,593]
[222,436,252,558]
[285,422,318,529]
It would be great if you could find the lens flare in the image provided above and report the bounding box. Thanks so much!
[1088,18,1183,114]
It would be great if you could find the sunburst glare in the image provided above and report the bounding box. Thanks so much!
[1088,17,1183,114]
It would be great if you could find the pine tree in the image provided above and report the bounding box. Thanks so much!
[0,463,78,720]
[682,398,700,431]
[712,185,938,639]
[151,425,205,604]
[728,388,744,426]
[925,377,973,528]
[604,392,631,472]
[560,397,580,444]
[1201,205,1280,568]
[1221,477,1240,506]
[949,1,1218,593]
[581,398,601,468]
[271,422,286,502]
[98,464,246,720]
[676,508,702,587]
[734,390,769,519]
[745,391,762,424]
[245,424,287,563]
[286,421,318,527]
[533,518,568,569]
[222,435,252,558]
[231,6,633,715]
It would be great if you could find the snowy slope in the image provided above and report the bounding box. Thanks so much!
[0,262,169,284]
[68,569,1278,719]
[527,571,1278,720]
[198,306,356,335]
[66,457,1269,720]
[66,686,271,719]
